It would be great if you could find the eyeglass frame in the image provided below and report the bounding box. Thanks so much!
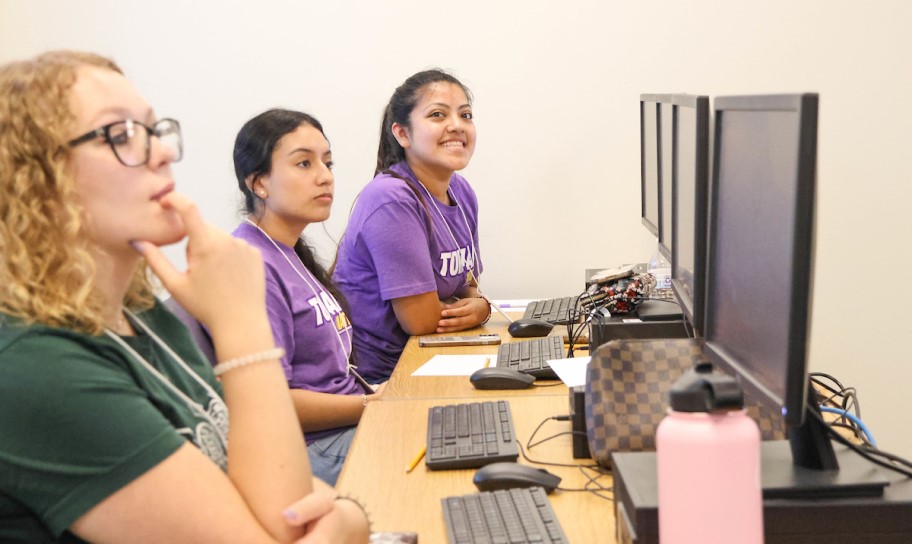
[67,118,183,167]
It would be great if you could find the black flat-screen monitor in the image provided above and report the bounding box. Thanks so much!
[703,93,818,429]
[640,94,661,237]
[703,93,889,500]
[669,94,710,335]
[701,94,891,500]
[657,99,675,259]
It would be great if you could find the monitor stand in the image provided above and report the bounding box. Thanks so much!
[762,440,887,499]
[764,384,889,499]
[612,443,912,544]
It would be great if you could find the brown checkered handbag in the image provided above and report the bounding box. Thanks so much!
[584,338,784,468]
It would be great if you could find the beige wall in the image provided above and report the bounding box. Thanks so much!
[2,0,910,456]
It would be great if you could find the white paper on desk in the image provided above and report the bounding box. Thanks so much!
[411,354,496,376]
[545,356,591,387]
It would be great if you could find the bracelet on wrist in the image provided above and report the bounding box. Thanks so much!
[213,347,285,377]
[478,293,493,325]
[335,494,372,532]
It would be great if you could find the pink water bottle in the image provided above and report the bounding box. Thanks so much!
[656,362,763,544]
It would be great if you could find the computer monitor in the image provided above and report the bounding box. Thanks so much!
[703,93,817,429]
[701,94,888,499]
[640,94,661,237]
[669,94,710,336]
[657,98,675,260]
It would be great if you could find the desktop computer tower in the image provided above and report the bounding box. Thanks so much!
[612,443,912,543]
[588,314,689,351]
[569,386,591,459]
[583,265,689,351]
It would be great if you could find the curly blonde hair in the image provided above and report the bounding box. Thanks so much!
[0,51,155,335]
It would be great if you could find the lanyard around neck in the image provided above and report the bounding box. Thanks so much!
[105,308,229,457]
[413,176,478,281]
[243,219,353,366]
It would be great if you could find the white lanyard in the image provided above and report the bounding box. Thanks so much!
[105,308,229,466]
[414,177,478,283]
[244,219,353,370]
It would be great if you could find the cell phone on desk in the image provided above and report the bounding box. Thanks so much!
[418,333,501,347]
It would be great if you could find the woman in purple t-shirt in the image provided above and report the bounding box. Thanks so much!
[232,109,384,486]
[333,70,492,383]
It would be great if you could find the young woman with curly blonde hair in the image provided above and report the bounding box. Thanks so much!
[0,51,368,543]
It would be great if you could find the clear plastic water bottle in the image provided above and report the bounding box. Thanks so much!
[656,363,764,544]
[647,246,672,299]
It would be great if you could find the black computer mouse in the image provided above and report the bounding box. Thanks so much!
[469,367,535,390]
[473,462,562,494]
[507,318,554,338]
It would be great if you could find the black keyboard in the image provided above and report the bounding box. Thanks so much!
[523,296,578,325]
[496,336,564,379]
[426,401,520,470]
[442,487,568,544]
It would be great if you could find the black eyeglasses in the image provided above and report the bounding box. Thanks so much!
[68,118,183,167]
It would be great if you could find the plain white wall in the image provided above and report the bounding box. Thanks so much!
[2,0,910,457]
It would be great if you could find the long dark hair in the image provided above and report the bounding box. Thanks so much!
[233,109,355,350]
[375,68,473,175]
[368,69,474,235]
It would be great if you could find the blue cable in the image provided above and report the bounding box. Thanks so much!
[819,406,877,447]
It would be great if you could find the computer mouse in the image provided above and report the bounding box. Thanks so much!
[473,462,562,494]
[507,318,554,338]
[469,367,535,390]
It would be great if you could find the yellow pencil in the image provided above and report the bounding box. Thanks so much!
[406,445,427,473]
[483,357,491,368]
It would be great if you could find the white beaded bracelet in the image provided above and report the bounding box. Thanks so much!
[478,293,493,325]
[213,347,286,377]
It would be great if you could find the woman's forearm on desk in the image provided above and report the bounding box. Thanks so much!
[391,291,445,335]
[290,388,383,431]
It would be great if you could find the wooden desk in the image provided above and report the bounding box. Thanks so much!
[383,314,576,400]
[337,396,614,542]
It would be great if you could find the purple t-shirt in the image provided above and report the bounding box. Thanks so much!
[233,222,362,443]
[333,162,483,383]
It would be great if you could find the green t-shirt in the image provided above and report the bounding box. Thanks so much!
[0,302,226,543]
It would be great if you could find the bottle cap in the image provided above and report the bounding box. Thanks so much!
[668,362,744,413]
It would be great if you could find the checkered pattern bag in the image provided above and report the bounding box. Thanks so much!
[584,338,785,468]
[584,338,701,467]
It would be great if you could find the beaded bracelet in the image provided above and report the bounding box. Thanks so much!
[478,293,493,325]
[213,347,285,377]
[335,495,372,532]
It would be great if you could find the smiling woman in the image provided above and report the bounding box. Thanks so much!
[332,69,492,385]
